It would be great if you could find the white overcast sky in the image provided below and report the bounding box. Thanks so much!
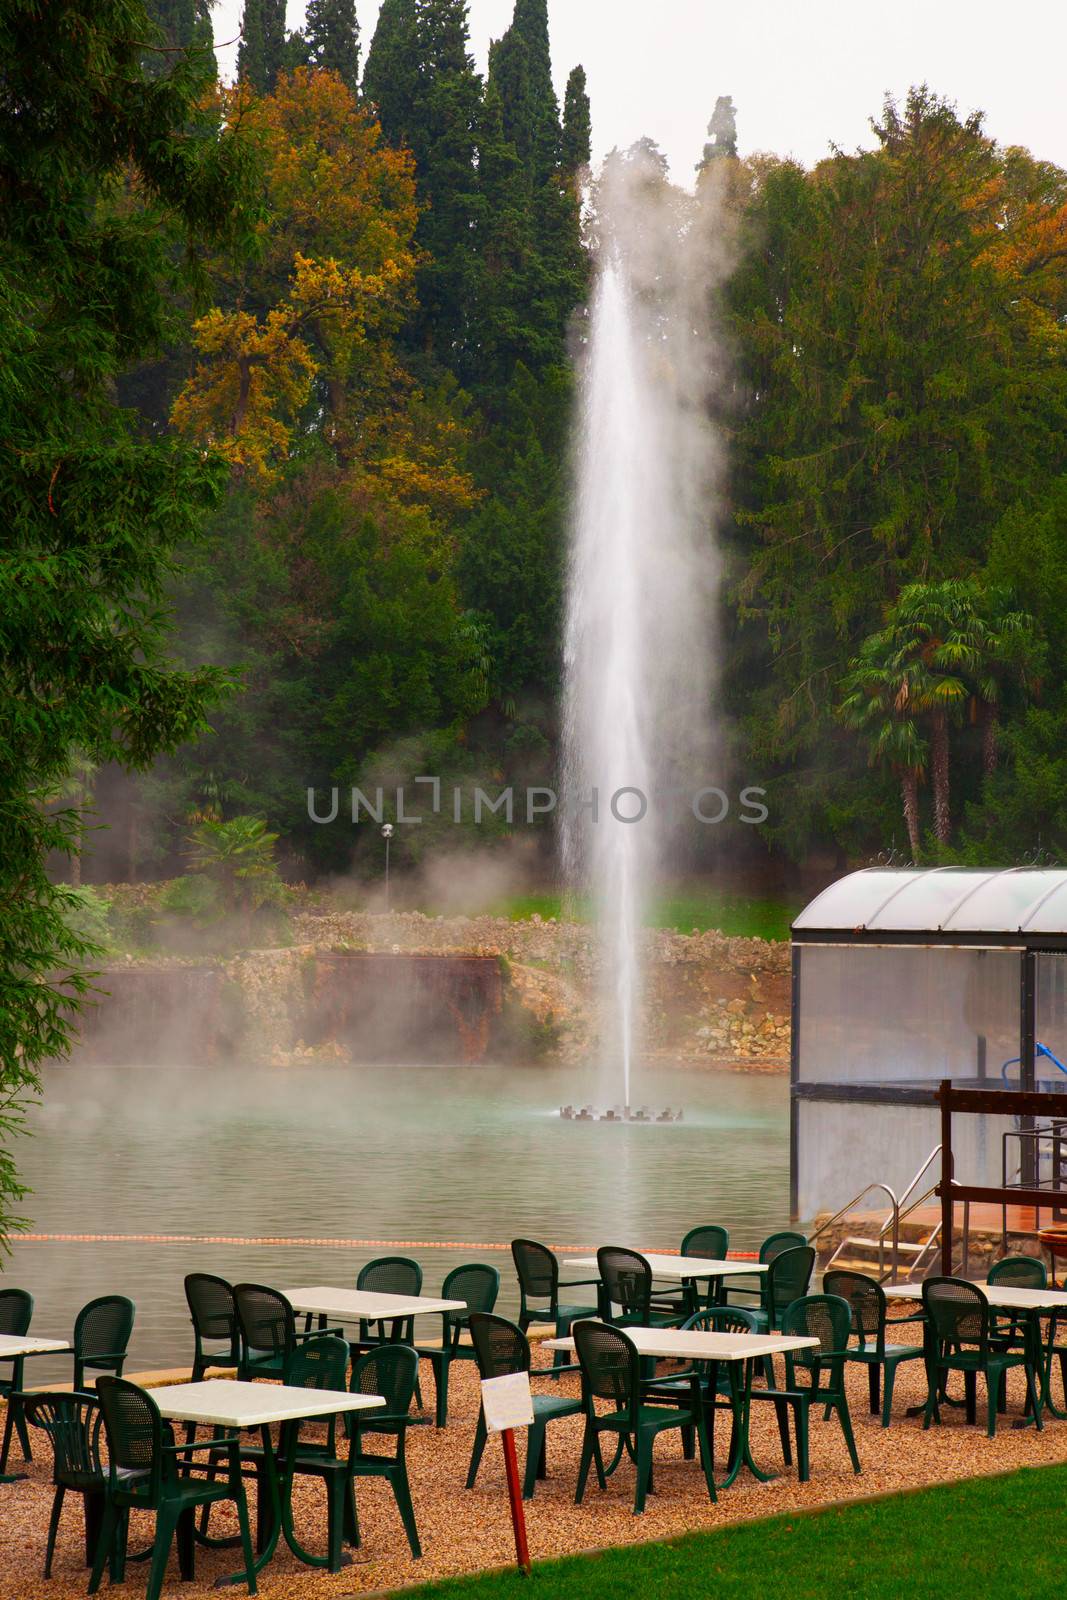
[211,1,1067,178]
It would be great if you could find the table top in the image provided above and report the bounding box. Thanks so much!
[562,1253,767,1281]
[0,1334,71,1358]
[884,1281,1067,1311]
[545,1324,819,1362]
[150,1379,384,1429]
[286,1286,467,1322]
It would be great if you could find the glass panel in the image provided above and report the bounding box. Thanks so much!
[1035,954,1067,1085]
[797,944,1020,1085]
[792,870,919,931]
[796,1098,1017,1221]
[1022,879,1067,934]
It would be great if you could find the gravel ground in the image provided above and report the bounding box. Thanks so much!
[2,1340,1065,1598]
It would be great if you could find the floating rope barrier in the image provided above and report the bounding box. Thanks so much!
[12,1231,757,1259]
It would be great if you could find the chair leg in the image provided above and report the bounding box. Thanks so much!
[255,1464,272,1554]
[574,1421,596,1504]
[680,1421,695,1461]
[881,1362,898,1428]
[695,1413,717,1504]
[466,1411,487,1489]
[1025,1364,1044,1433]
[176,1507,196,1581]
[986,1372,999,1438]
[88,1501,118,1595]
[633,1433,652,1514]
[867,1363,881,1415]
[44,1485,65,1578]
[433,1355,450,1428]
[145,1507,177,1600]
[522,1423,543,1499]
[85,1487,106,1570]
[326,1475,344,1573]
[836,1395,861,1473]
[964,1370,977,1426]
[774,1395,792,1465]
[794,1400,810,1483]
[390,1462,422,1559]
[233,1484,258,1596]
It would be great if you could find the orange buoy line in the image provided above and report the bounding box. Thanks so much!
[12,1231,757,1259]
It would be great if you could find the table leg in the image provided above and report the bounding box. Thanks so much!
[216,1424,283,1587]
[712,1360,777,1491]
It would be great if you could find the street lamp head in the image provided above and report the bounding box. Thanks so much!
[381,822,394,839]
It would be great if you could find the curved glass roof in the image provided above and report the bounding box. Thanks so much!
[793,868,1067,935]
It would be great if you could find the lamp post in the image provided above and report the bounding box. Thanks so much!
[381,822,393,910]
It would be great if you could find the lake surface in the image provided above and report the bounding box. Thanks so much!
[5,1060,789,1380]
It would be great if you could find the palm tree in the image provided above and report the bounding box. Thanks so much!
[841,641,929,857]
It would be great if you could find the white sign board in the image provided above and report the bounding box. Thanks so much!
[480,1371,534,1433]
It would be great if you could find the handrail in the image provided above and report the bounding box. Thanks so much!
[808,1181,900,1281]
[895,1145,942,1216]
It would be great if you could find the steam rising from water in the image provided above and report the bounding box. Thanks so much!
[562,148,729,1107]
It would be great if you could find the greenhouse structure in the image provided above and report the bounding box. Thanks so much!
[790,867,1067,1220]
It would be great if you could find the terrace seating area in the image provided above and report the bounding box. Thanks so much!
[3,1229,1067,1597]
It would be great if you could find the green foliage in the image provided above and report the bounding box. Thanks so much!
[237,0,287,92]
[60,887,115,951]
[303,0,360,90]
[561,66,591,172]
[158,872,223,921]
[185,815,287,913]
[0,0,255,1243]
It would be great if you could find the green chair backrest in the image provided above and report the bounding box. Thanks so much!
[350,1343,419,1427]
[681,1225,729,1260]
[234,1283,294,1362]
[73,1295,135,1368]
[767,1246,816,1315]
[23,1391,104,1485]
[573,1319,640,1425]
[356,1256,423,1297]
[185,1273,238,1354]
[441,1264,500,1329]
[922,1277,989,1355]
[823,1269,886,1354]
[596,1247,651,1323]
[283,1334,348,1391]
[760,1230,807,1265]
[682,1306,759,1335]
[781,1293,852,1375]
[469,1312,530,1380]
[988,1254,1047,1290]
[96,1376,164,1505]
[0,1288,32,1338]
[511,1239,558,1304]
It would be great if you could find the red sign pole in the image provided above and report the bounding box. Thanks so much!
[500,1428,531,1575]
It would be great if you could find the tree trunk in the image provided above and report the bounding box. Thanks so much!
[982,703,999,775]
[900,771,921,858]
[931,710,951,844]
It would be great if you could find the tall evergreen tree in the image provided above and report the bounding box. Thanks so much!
[237,0,286,93]
[361,0,420,142]
[491,0,559,184]
[303,0,359,91]
[697,95,738,168]
[561,64,591,172]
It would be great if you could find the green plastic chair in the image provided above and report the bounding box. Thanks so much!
[645,1304,772,1468]
[750,1293,861,1482]
[823,1269,926,1426]
[351,1256,423,1351]
[921,1276,1043,1437]
[511,1239,599,1376]
[465,1313,582,1498]
[987,1255,1047,1416]
[233,1283,342,1380]
[89,1377,256,1600]
[184,1274,239,1382]
[72,1295,136,1393]
[0,1287,34,1470]
[572,1319,716,1515]
[723,1229,807,1309]
[345,1344,422,1559]
[413,1264,500,1427]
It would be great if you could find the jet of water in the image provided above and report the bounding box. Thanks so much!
[562,145,727,1109]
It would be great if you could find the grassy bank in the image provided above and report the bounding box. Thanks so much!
[397,1464,1067,1600]
[493,891,797,941]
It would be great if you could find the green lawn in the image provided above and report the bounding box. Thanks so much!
[493,891,797,942]
[397,1463,1067,1599]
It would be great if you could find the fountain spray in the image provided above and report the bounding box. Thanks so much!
[562,145,727,1114]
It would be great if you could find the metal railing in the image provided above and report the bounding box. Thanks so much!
[808,1145,944,1282]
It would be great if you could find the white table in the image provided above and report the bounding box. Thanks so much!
[546,1323,818,1488]
[285,1286,466,1323]
[0,1335,72,1481]
[151,1378,384,1581]
[563,1254,767,1282]
[883,1282,1067,1311]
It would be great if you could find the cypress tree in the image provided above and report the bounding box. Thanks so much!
[697,95,738,168]
[561,64,591,172]
[362,0,421,144]
[491,0,560,184]
[143,0,214,77]
[303,0,360,92]
[237,0,286,93]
